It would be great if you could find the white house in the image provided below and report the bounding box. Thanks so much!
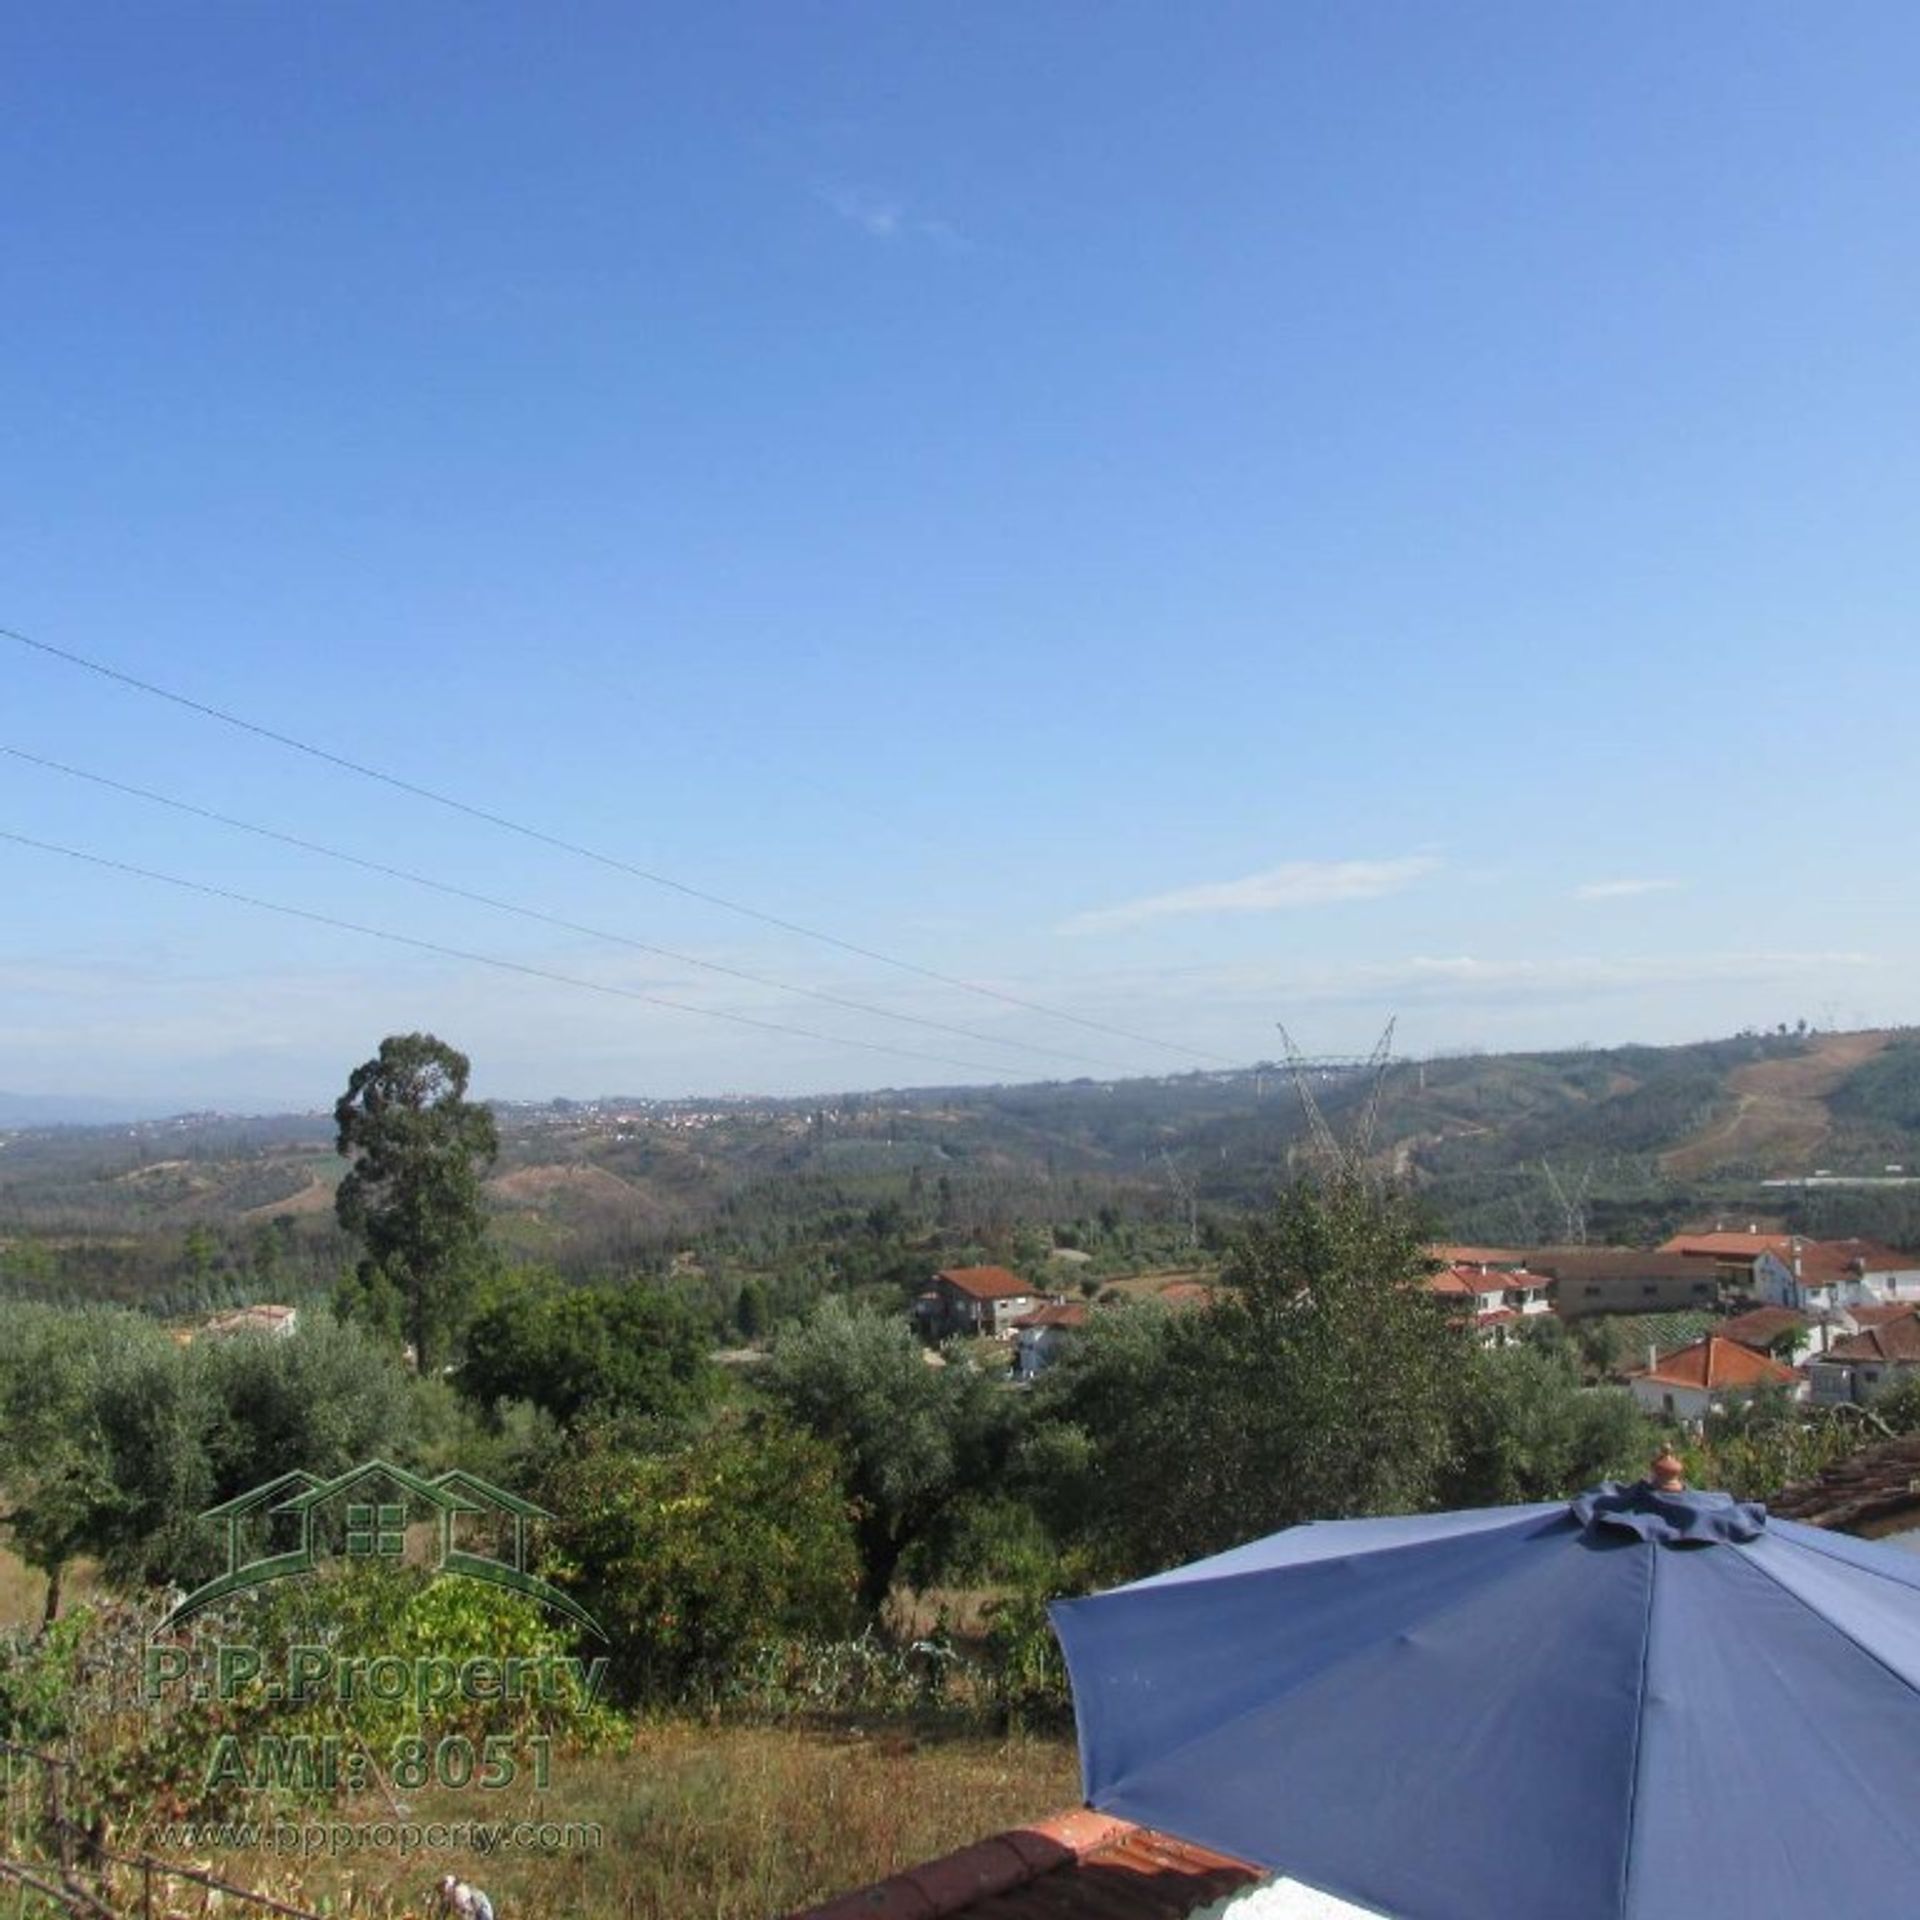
[1626,1333,1799,1423]
[1012,1300,1091,1380]
[1428,1263,1552,1347]
[912,1266,1043,1339]
[1754,1239,1920,1314]
[1716,1305,1817,1365]
[1805,1310,1920,1407]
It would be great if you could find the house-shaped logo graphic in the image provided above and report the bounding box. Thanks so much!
[155,1459,605,1639]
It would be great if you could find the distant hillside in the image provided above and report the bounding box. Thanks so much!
[0,1091,182,1127]
[8,1029,1920,1273]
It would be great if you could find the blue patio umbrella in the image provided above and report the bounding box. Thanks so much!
[1050,1467,1920,1920]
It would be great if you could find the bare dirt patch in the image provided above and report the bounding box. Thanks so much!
[1661,1030,1895,1179]
[488,1162,660,1216]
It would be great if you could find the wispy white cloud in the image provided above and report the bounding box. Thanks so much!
[1292,950,1880,1007]
[1573,878,1682,901]
[814,183,964,247]
[1059,857,1440,935]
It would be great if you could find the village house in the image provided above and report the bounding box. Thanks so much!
[1659,1227,1795,1290]
[1715,1305,1816,1365]
[1427,1262,1552,1346]
[1625,1333,1799,1423]
[1012,1299,1090,1380]
[1805,1309,1920,1407]
[1750,1238,1920,1315]
[913,1266,1043,1340]
[1426,1243,1528,1271]
[1531,1249,1718,1319]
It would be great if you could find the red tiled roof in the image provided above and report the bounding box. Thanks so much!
[1475,1307,1518,1327]
[1824,1312,1920,1365]
[786,1810,1263,1920]
[1716,1307,1808,1352]
[1015,1302,1090,1331]
[1659,1230,1794,1261]
[1850,1303,1914,1329]
[1792,1238,1918,1287]
[1426,1243,1525,1269]
[1429,1264,1534,1301]
[934,1267,1034,1301]
[1631,1334,1797,1391]
[1770,1432,1920,1533]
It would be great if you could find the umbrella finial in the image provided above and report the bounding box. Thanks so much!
[1650,1449,1686,1493]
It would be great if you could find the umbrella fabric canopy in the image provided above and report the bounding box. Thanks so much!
[1051,1480,1920,1920]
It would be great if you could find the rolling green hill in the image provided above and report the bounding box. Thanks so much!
[7,1027,1920,1315]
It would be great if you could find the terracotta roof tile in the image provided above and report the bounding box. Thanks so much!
[1792,1238,1917,1287]
[1428,1264,1547,1301]
[1824,1311,1920,1365]
[935,1267,1035,1301]
[1015,1302,1091,1330]
[1716,1307,1808,1351]
[1659,1230,1794,1260]
[1771,1432,1920,1534]
[1630,1333,1797,1391]
[787,1812,1263,1920]
[1850,1303,1914,1329]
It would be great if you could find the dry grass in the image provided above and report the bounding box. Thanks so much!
[269,1721,1078,1919]
[0,1545,99,1630]
[1096,1267,1216,1301]
[886,1585,1008,1641]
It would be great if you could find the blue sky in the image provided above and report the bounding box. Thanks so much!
[3,3,1915,1107]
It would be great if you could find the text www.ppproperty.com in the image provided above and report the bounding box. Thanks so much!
[151,1818,605,1857]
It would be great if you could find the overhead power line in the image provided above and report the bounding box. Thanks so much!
[0,743,1136,1075]
[0,827,1031,1082]
[2,625,1233,1064]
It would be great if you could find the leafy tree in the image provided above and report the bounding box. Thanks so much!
[1028,1175,1471,1576]
[733,1278,771,1342]
[1685,1390,1860,1500]
[0,1305,145,1621]
[86,1331,221,1590]
[1445,1337,1648,1506]
[333,1033,500,1372]
[197,1315,412,1503]
[1568,1312,1630,1382]
[0,1308,219,1597]
[764,1297,1010,1613]
[459,1273,718,1429]
[541,1412,860,1702]
[180,1224,219,1293]
[0,1305,416,1611]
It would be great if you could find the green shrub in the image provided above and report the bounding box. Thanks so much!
[541,1412,861,1705]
